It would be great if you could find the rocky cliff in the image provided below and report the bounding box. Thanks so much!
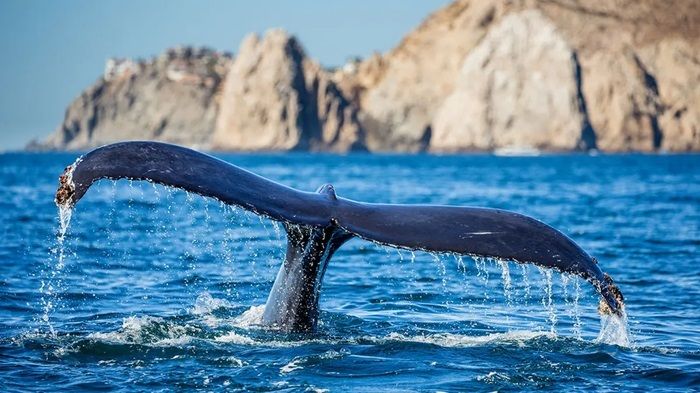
[212,30,364,152]
[36,0,700,152]
[39,47,231,150]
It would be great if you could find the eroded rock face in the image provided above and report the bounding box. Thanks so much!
[303,61,364,152]
[41,47,230,150]
[352,0,510,152]
[350,0,699,152]
[579,50,663,152]
[212,29,363,152]
[212,31,307,151]
[637,39,700,151]
[431,10,589,152]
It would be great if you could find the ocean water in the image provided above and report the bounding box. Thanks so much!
[0,152,699,392]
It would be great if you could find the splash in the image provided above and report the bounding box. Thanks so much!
[191,292,233,327]
[232,305,266,328]
[519,264,531,301]
[596,311,632,347]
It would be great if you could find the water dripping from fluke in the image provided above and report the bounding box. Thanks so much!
[40,162,79,336]
[538,267,557,334]
[49,141,631,341]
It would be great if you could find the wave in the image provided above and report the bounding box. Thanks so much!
[87,316,200,346]
[23,293,638,352]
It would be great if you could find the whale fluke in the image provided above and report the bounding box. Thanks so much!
[56,141,624,331]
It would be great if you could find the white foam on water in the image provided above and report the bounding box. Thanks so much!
[232,304,266,327]
[305,387,330,393]
[87,315,199,346]
[280,358,305,373]
[385,330,554,348]
[476,371,511,383]
[214,331,260,345]
[280,350,348,374]
[218,356,247,367]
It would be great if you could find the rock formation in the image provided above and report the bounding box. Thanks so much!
[338,0,699,152]
[36,0,700,152]
[431,10,590,151]
[339,1,510,152]
[212,30,363,152]
[41,47,231,150]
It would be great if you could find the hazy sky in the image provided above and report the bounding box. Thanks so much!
[0,0,450,150]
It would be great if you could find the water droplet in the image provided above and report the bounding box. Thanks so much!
[539,268,557,333]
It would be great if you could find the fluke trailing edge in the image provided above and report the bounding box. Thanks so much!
[56,141,625,332]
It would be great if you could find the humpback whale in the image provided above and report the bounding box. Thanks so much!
[55,141,624,332]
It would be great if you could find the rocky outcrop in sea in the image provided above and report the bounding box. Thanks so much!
[34,0,700,152]
[37,46,231,150]
[212,30,364,152]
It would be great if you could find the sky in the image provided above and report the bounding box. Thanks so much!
[0,0,450,151]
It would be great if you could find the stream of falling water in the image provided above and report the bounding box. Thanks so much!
[498,260,513,306]
[572,278,583,338]
[39,203,73,335]
[540,267,558,333]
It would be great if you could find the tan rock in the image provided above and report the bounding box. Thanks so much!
[212,31,306,150]
[212,29,363,152]
[431,10,588,152]
[42,47,230,150]
[637,39,700,151]
[355,0,511,152]
[579,49,663,151]
[304,61,364,152]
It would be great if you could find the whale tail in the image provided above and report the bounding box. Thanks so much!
[56,141,626,330]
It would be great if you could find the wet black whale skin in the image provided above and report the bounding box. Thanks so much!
[63,141,623,331]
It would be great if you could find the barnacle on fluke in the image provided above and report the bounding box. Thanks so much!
[598,274,625,315]
[55,165,76,206]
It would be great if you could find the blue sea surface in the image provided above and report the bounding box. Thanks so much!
[0,152,699,392]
